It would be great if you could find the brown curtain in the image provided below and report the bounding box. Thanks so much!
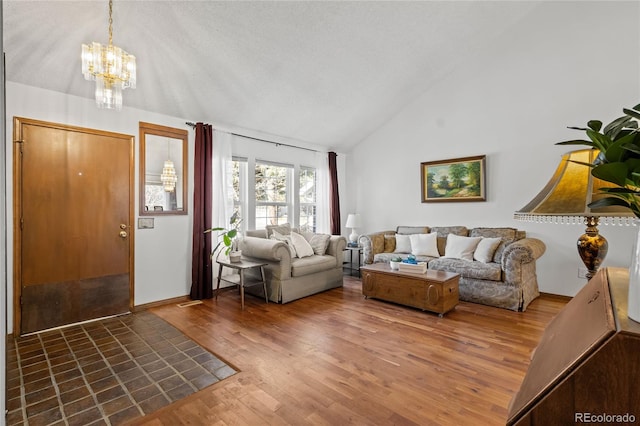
[190,123,214,299]
[328,151,341,235]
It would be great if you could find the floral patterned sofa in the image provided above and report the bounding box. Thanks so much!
[359,226,546,311]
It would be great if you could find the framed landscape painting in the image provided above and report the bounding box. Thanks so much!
[421,155,486,202]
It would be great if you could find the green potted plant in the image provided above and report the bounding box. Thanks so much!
[205,211,243,262]
[556,104,640,322]
[556,104,640,216]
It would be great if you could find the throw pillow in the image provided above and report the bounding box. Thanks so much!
[383,235,396,253]
[304,233,331,255]
[473,237,502,263]
[371,234,385,254]
[444,234,482,261]
[394,234,412,253]
[469,227,518,263]
[291,232,315,258]
[266,223,292,238]
[270,230,297,257]
[409,233,440,257]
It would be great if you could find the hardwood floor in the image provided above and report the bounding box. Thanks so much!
[130,276,567,425]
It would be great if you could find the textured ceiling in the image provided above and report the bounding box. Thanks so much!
[3,1,538,151]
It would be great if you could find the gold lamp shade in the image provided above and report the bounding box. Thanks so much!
[515,149,636,279]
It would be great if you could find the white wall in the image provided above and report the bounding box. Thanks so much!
[347,1,640,297]
[4,82,342,332]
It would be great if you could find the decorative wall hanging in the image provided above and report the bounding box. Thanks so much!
[421,155,486,202]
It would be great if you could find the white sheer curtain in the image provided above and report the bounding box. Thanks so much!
[211,130,234,231]
[315,151,330,234]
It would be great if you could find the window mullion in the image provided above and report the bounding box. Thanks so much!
[247,157,256,230]
[292,166,299,229]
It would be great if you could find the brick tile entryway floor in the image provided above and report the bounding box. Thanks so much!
[6,311,237,425]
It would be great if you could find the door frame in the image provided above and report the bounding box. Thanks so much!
[12,117,135,336]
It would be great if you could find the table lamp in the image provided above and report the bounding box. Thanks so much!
[345,213,362,246]
[514,149,635,280]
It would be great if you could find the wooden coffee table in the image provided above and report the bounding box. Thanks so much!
[360,263,460,317]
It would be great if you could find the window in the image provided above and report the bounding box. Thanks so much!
[255,161,293,229]
[230,158,317,232]
[299,166,317,232]
[231,157,248,232]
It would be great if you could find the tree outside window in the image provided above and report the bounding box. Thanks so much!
[255,162,291,229]
[299,167,316,232]
[231,159,317,231]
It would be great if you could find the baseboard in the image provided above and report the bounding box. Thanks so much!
[134,295,190,312]
[539,292,572,303]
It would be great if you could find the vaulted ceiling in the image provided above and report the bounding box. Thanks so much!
[3,1,539,151]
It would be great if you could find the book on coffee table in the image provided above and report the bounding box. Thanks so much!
[398,262,427,274]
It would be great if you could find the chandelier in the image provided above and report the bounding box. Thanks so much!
[81,0,136,110]
[161,140,177,192]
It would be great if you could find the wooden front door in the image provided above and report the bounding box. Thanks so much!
[13,117,134,335]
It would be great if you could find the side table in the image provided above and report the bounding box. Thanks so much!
[215,259,269,309]
[343,246,363,277]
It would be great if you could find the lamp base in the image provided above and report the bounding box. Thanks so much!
[577,216,608,280]
[348,229,358,245]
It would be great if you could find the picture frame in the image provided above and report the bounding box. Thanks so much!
[421,155,486,202]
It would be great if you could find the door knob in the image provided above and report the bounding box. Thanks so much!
[120,224,128,230]
[119,231,128,238]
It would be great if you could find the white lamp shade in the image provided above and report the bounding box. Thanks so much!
[345,214,362,228]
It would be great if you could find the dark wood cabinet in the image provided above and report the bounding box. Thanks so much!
[507,268,640,425]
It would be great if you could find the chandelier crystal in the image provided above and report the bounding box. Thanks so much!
[161,160,177,192]
[81,0,136,110]
[160,139,177,192]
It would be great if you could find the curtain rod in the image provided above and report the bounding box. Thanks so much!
[185,122,320,153]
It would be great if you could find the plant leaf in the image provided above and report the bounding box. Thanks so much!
[586,129,611,152]
[587,120,602,132]
[210,241,223,259]
[603,115,630,133]
[588,197,632,210]
[623,144,640,155]
[603,131,636,162]
[555,140,596,147]
[592,162,629,187]
[623,107,640,121]
[599,187,638,194]
[567,159,595,168]
[204,227,225,234]
[604,116,636,139]
[230,211,239,225]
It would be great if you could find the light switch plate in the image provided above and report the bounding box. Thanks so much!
[138,218,154,229]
